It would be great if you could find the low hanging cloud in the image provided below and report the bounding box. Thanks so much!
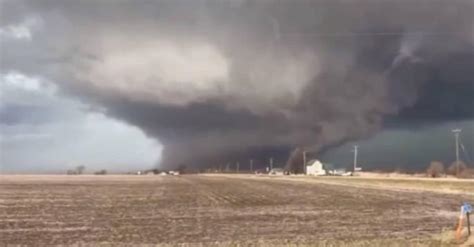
[1,0,473,170]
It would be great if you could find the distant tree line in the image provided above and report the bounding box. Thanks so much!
[67,165,85,175]
[426,160,473,178]
[94,169,107,175]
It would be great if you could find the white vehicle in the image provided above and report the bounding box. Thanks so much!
[269,168,285,175]
[169,171,180,175]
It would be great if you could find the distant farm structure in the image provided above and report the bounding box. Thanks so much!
[306,160,326,176]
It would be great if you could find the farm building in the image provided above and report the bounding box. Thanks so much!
[306,160,326,175]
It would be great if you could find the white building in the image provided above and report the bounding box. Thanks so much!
[306,160,326,176]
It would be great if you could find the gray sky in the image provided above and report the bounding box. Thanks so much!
[0,72,161,173]
[1,0,473,172]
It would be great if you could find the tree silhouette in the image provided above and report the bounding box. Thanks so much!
[426,161,444,178]
[76,165,85,175]
[285,147,304,174]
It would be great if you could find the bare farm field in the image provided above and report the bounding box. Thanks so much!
[1,175,473,246]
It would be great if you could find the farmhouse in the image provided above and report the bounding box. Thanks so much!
[306,160,326,175]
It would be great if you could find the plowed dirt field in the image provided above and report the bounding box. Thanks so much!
[1,175,472,245]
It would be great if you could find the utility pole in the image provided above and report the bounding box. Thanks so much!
[452,129,461,177]
[250,159,253,172]
[303,150,307,174]
[353,145,358,173]
[270,157,273,171]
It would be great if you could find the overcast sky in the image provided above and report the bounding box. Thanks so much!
[1,0,473,173]
[0,71,161,173]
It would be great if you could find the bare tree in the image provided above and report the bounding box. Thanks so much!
[66,169,77,175]
[76,165,86,175]
[285,147,304,174]
[177,164,187,174]
[94,169,107,175]
[447,160,467,176]
[426,161,444,178]
[459,168,474,179]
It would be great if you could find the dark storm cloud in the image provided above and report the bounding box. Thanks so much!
[1,0,473,169]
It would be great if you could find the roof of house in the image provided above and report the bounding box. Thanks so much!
[307,159,322,165]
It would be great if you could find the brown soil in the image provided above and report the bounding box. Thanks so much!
[0,175,472,245]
